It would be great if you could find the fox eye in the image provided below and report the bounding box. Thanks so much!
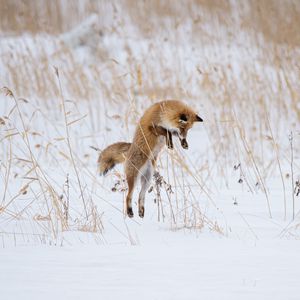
[179,114,188,123]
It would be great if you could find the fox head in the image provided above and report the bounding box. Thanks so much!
[159,100,203,140]
[176,111,203,139]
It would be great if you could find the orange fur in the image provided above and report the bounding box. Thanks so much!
[98,100,203,218]
[98,142,131,175]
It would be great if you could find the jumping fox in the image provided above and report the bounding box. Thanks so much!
[98,100,203,218]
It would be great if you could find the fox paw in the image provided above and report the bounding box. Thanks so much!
[138,207,145,218]
[127,207,134,218]
[167,143,173,150]
[181,139,189,149]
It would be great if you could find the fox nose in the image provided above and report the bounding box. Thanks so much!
[196,115,203,122]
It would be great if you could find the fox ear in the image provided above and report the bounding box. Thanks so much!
[179,113,188,123]
[195,114,203,122]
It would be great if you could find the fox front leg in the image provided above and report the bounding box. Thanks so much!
[166,130,173,149]
[149,125,174,150]
[172,131,188,150]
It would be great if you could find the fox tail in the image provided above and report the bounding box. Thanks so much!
[98,142,131,175]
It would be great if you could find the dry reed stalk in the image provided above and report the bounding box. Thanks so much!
[264,106,287,220]
[289,132,295,221]
[54,68,89,220]
[1,87,58,238]
[1,132,12,208]
[232,108,272,218]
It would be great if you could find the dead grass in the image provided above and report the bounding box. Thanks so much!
[0,86,105,245]
[0,0,300,244]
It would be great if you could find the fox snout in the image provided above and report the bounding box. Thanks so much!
[196,114,203,122]
[177,113,203,149]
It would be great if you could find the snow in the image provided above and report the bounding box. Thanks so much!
[1,3,300,300]
[2,237,300,300]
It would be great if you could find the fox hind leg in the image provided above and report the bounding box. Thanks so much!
[138,162,153,218]
[125,173,136,218]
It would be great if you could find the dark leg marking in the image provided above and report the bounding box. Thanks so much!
[126,173,135,218]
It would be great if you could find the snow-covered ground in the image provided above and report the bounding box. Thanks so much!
[1,2,300,299]
[2,236,300,300]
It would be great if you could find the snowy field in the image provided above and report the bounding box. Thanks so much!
[2,237,300,300]
[0,1,300,299]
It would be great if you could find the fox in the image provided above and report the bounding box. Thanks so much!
[98,100,203,218]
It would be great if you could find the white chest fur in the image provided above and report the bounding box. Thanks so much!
[152,136,165,159]
[159,120,179,135]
